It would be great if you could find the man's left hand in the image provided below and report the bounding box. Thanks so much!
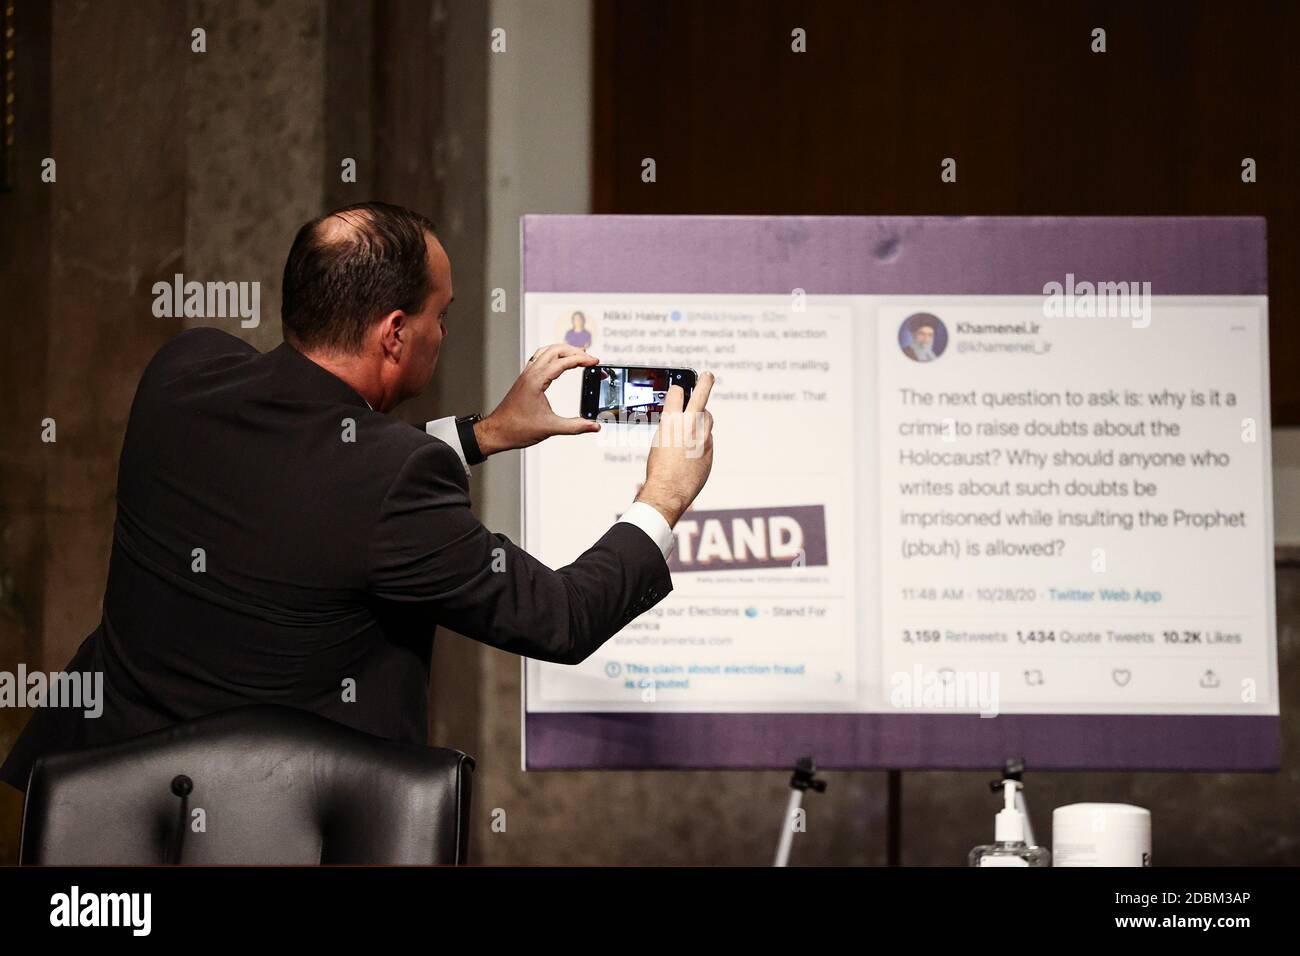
[474,344,601,456]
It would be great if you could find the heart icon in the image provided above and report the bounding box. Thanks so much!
[1112,669,1132,687]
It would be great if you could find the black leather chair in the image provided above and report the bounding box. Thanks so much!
[19,704,474,864]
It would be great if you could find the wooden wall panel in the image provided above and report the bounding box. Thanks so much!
[593,0,1297,418]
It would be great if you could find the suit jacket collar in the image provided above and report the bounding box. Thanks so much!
[271,342,372,409]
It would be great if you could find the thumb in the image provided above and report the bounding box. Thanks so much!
[555,415,601,435]
[663,384,685,416]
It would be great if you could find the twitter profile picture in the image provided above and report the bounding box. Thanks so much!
[899,313,948,363]
[561,309,594,350]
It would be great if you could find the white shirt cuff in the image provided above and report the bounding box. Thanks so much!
[617,501,675,560]
[425,416,471,477]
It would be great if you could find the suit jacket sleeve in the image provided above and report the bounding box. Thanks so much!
[368,440,673,664]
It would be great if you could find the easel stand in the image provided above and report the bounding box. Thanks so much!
[773,756,826,867]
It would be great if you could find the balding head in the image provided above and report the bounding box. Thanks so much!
[281,201,454,412]
[282,201,441,354]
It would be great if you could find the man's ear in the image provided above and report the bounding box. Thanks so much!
[375,310,406,362]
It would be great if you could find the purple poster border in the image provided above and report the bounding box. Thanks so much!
[523,215,1267,296]
[524,712,1279,772]
[521,215,1276,771]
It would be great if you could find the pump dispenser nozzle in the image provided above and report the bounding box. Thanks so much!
[994,780,1025,842]
[971,773,1050,866]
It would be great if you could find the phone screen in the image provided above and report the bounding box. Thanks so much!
[581,366,697,422]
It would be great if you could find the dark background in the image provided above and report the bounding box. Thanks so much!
[595,0,1297,413]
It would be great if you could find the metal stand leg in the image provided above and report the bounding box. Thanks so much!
[773,756,826,867]
[886,769,902,866]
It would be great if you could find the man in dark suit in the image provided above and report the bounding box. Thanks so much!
[0,202,715,791]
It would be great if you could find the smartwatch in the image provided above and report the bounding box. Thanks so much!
[455,413,487,466]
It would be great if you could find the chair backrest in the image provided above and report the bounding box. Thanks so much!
[19,704,473,864]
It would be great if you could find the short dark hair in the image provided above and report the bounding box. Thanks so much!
[281,201,438,353]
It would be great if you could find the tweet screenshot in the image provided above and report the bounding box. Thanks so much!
[523,293,1276,718]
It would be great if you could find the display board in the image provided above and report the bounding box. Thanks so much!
[521,216,1277,771]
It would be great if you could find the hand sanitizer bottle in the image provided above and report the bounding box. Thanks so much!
[969,781,1051,867]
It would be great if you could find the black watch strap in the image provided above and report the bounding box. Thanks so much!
[456,413,486,466]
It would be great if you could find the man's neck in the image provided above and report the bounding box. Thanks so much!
[293,342,389,411]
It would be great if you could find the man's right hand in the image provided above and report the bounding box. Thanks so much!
[635,371,715,527]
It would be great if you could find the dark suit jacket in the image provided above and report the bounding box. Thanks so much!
[1,329,671,790]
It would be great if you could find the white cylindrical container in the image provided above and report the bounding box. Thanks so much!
[1052,803,1151,867]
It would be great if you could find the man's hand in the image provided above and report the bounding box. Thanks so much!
[635,371,715,527]
[474,344,602,456]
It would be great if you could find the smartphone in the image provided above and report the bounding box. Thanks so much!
[580,365,697,423]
